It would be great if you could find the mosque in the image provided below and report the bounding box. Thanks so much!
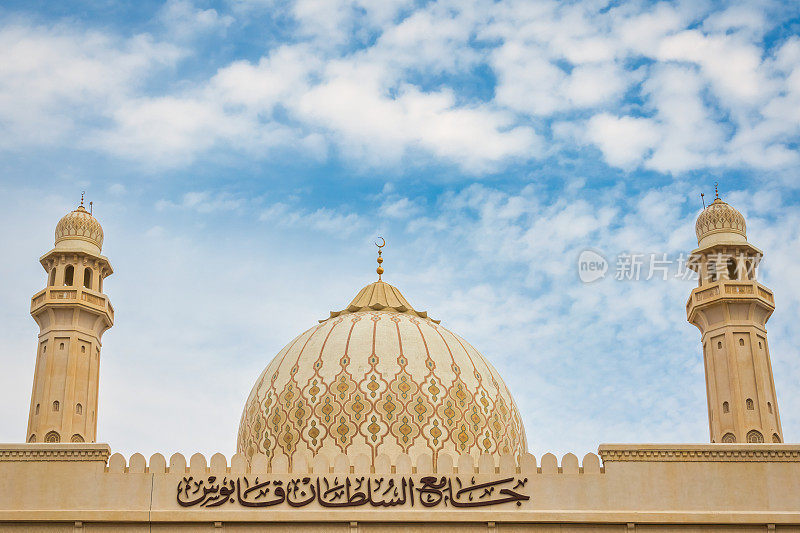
[0,193,798,531]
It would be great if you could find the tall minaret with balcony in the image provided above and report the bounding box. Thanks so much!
[26,198,114,444]
[687,191,782,444]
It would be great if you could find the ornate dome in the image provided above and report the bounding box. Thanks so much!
[237,280,527,464]
[55,204,104,252]
[695,197,746,247]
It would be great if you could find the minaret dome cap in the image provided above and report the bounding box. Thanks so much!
[695,197,747,248]
[54,203,104,254]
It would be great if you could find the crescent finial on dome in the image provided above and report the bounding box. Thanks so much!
[322,238,437,322]
[375,236,385,280]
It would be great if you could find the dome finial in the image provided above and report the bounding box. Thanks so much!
[80,191,85,207]
[375,236,385,280]
[714,182,720,200]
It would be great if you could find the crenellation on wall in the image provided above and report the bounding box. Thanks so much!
[92,449,606,476]
[92,445,800,477]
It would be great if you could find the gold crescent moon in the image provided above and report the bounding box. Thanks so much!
[375,236,385,248]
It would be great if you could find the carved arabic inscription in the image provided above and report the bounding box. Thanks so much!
[177,475,530,509]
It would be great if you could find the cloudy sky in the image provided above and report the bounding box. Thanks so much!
[0,0,799,462]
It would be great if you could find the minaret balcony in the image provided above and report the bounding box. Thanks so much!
[31,286,114,323]
[686,280,774,318]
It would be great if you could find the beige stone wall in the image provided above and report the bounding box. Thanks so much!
[1,444,799,531]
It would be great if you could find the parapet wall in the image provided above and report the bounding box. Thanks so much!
[2,443,800,531]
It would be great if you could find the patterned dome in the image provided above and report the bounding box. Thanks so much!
[55,204,104,251]
[695,197,746,246]
[237,281,527,464]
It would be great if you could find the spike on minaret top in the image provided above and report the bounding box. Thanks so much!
[375,236,385,280]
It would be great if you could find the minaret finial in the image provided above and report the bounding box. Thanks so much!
[375,236,385,281]
[701,192,706,209]
[714,182,719,200]
[80,191,85,207]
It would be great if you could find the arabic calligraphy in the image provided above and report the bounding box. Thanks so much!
[177,475,529,509]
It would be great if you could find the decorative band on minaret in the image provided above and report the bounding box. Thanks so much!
[26,198,113,444]
[687,192,782,444]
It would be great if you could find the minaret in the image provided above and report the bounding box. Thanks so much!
[687,190,782,444]
[26,197,113,444]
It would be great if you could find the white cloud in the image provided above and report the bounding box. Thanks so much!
[259,202,365,236]
[156,190,246,213]
[158,0,234,40]
[210,45,320,109]
[295,68,541,169]
[0,24,180,148]
[584,113,661,168]
[380,197,422,219]
[656,30,771,106]
[0,1,798,176]
[643,65,726,173]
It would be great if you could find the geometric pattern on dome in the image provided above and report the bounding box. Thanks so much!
[695,198,746,244]
[237,310,527,463]
[55,205,104,249]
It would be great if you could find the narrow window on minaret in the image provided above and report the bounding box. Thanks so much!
[64,265,74,286]
[726,259,737,280]
[739,338,745,346]
[83,268,92,289]
[35,404,40,415]
[722,401,729,413]
[746,398,754,410]
[76,403,82,415]
[768,402,773,413]
[52,401,59,412]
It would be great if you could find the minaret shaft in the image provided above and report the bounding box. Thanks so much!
[693,300,782,443]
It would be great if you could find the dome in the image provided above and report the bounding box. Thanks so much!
[237,280,527,464]
[55,204,104,254]
[695,197,746,248]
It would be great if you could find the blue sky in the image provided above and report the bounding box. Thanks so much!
[0,0,799,460]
